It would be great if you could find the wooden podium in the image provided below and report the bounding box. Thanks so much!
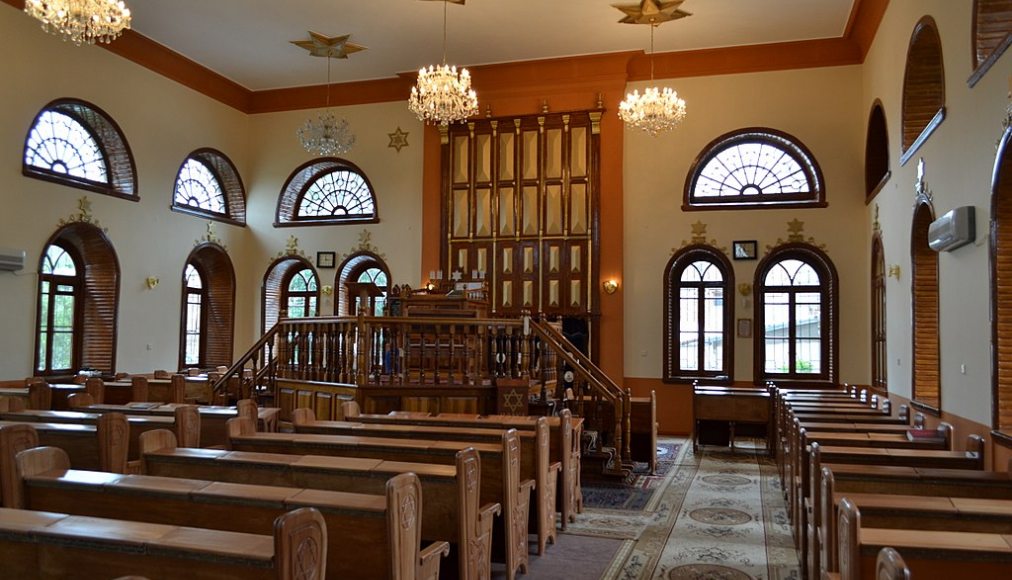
[345,282,385,315]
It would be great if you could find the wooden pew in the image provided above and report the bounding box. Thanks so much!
[816,458,1012,578]
[692,385,773,455]
[0,406,200,459]
[226,419,533,580]
[0,415,128,473]
[86,401,279,446]
[292,412,560,554]
[835,498,1012,579]
[140,429,497,580]
[345,405,583,526]
[14,446,449,580]
[0,504,326,579]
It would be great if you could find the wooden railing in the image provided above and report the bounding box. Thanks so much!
[214,313,632,466]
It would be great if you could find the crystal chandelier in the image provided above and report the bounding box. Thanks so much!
[298,51,355,156]
[408,0,478,126]
[618,17,688,136]
[24,0,132,46]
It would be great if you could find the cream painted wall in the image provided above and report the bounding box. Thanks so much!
[862,0,1011,426]
[245,105,424,326]
[622,65,870,385]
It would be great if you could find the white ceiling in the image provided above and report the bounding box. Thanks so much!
[126,0,857,91]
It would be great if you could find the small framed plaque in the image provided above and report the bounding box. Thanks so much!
[733,240,758,261]
[737,318,753,338]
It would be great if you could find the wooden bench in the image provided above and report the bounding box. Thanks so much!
[292,412,560,554]
[693,385,773,455]
[226,419,532,580]
[13,445,448,580]
[835,497,1012,579]
[0,505,325,579]
[0,416,128,474]
[346,405,583,526]
[0,407,200,459]
[140,429,497,580]
[87,401,280,445]
[816,459,1012,578]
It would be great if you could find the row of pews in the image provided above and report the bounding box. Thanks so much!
[0,384,585,579]
[772,384,1012,579]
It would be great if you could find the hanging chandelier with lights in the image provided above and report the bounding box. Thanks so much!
[292,32,364,156]
[24,0,132,46]
[408,0,478,126]
[615,1,690,136]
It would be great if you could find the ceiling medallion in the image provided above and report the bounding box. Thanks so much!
[615,1,689,136]
[408,0,479,126]
[292,32,364,156]
[25,0,132,46]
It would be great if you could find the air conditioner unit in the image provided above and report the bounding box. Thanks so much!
[0,248,25,272]
[928,206,975,252]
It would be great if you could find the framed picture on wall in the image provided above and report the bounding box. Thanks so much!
[733,240,758,261]
[316,251,336,269]
[737,318,752,338]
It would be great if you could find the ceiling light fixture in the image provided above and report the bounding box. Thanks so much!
[615,1,689,136]
[408,0,478,126]
[24,0,132,46]
[292,32,365,156]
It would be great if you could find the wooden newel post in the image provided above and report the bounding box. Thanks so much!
[356,302,367,387]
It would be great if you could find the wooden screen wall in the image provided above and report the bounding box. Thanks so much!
[901,17,945,162]
[441,110,602,319]
[871,234,887,390]
[911,201,941,411]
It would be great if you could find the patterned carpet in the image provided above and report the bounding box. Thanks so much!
[567,438,799,580]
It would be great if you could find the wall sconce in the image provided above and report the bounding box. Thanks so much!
[887,265,901,280]
[737,283,752,296]
[602,279,619,295]
[321,284,334,296]
[145,276,159,290]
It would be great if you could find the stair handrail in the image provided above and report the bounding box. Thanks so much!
[211,321,284,396]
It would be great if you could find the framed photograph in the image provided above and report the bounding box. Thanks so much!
[316,251,336,269]
[733,240,758,261]
[737,318,752,338]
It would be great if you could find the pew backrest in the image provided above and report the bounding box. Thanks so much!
[876,547,910,580]
[0,424,39,507]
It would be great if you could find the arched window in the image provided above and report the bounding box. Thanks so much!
[23,98,137,200]
[276,158,378,226]
[911,199,940,412]
[684,127,825,210]
[171,148,246,225]
[34,223,120,376]
[865,101,891,203]
[755,244,838,384]
[663,245,734,382]
[992,126,1012,434]
[871,234,888,390]
[179,243,236,369]
[262,257,319,333]
[901,17,946,165]
[970,0,1012,87]
[36,244,81,374]
[337,252,391,316]
[285,268,319,318]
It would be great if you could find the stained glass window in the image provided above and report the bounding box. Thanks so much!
[297,169,375,219]
[174,159,226,215]
[25,111,107,183]
[686,129,824,209]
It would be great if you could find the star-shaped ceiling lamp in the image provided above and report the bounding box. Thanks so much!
[290,31,367,59]
[613,0,691,25]
[292,32,365,156]
[614,1,690,136]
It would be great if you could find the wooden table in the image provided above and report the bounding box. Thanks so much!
[693,385,773,454]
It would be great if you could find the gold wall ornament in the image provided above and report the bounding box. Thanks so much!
[194,221,225,249]
[274,235,308,260]
[57,196,105,231]
[887,265,901,280]
[765,218,826,253]
[145,276,159,290]
[672,220,726,253]
[913,157,933,206]
[388,127,410,152]
[602,279,619,294]
[737,283,752,296]
[321,285,335,296]
[873,204,881,234]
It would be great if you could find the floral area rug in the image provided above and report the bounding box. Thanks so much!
[570,438,799,579]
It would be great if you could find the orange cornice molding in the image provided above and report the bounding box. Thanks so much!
[5,0,890,114]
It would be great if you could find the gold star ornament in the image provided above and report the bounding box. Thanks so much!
[613,0,691,25]
[388,127,410,152]
[290,32,366,59]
